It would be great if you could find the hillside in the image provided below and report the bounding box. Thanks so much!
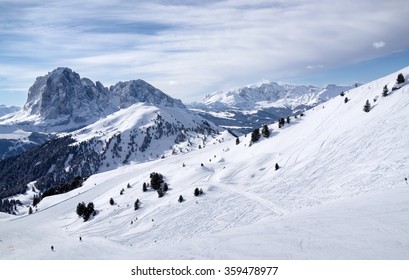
[0,67,408,259]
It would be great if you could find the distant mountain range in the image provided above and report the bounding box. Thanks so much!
[189,82,354,133]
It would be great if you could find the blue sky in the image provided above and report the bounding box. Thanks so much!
[1,0,409,106]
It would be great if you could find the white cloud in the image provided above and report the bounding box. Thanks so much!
[1,0,409,105]
[373,41,386,49]
[307,65,324,70]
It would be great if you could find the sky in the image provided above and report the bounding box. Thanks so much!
[1,0,409,107]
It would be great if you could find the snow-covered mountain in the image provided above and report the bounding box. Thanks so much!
[190,82,353,133]
[0,68,219,205]
[1,67,408,259]
[202,82,352,110]
[0,67,186,133]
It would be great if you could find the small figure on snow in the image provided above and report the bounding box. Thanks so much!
[405,177,408,184]
[51,245,54,251]
[79,236,82,241]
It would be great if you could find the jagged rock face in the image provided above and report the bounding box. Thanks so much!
[23,68,113,125]
[110,80,186,109]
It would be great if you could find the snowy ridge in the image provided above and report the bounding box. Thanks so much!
[199,82,353,110]
[1,67,409,259]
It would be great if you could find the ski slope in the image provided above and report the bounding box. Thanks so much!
[1,67,409,259]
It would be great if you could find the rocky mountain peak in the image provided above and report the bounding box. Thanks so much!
[110,79,186,109]
[23,67,113,127]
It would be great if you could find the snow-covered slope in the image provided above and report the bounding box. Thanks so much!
[1,67,408,259]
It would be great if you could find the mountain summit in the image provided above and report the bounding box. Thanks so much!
[1,67,186,132]
[22,67,113,128]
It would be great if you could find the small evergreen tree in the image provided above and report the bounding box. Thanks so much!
[143,182,147,192]
[150,172,164,190]
[397,73,405,84]
[340,91,345,96]
[120,188,124,195]
[178,195,184,203]
[127,183,131,189]
[278,118,285,128]
[28,206,33,215]
[261,125,270,138]
[83,202,95,222]
[76,202,86,217]
[33,194,42,207]
[286,117,290,124]
[134,199,139,210]
[344,97,349,103]
[275,163,280,171]
[236,137,240,145]
[109,197,114,205]
[194,188,200,197]
[251,128,261,142]
[157,188,164,198]
[382,85,388,97]
[363,100,371,112]
[163,183,168,192]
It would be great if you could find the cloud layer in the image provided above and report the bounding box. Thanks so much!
[1,0,409,105]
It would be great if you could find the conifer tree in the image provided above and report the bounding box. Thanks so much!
[28,206,33,215]
[363,100,371,112]
[236,137,240,145]
[194,188,200,197]
[76,202,86,217]
[109,197,114,205]
[261,125,270,138]
[275,163,280,171]
[344,97,349,103]
[134,199,139,210]
[251,128,261,142]
[397,73,405,84]
[143,182,147,192]
[382,85,388,97]
[286,117,290,124]
[178,195,184,203]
